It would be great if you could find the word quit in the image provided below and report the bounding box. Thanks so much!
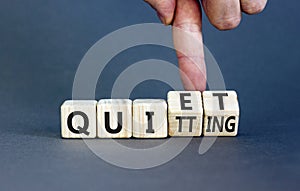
[61,91,240,138]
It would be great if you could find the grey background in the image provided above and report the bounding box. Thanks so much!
[0,0,299,190]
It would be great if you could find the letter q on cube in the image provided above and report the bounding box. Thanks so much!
[61,100,97,138]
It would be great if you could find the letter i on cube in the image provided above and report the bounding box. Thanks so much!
[133,99,168,138]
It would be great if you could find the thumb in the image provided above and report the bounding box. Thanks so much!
[144,0,176,25]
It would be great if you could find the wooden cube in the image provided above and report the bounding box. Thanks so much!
[133,99,167,138]
[167,91,203,136]
[61,100,97,138]
[202,91,239,136]
[97,99,132,138]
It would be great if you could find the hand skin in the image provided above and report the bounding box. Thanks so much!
[145,0,267,91]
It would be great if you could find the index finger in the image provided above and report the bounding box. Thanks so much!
[172,0,206,91]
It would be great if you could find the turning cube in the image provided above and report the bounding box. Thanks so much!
[97,99,132,138]
[133,99,168,138]
[203,91,239,136]
[168,91,203,136]
[61,100,97,138]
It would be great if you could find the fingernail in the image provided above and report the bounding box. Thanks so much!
[157,12,167,25]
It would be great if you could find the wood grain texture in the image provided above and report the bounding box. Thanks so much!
[133,99,168,138]
[61,100,97,138]
[97,99,132,138]
[202,91,239,136]
[168,91,203,136]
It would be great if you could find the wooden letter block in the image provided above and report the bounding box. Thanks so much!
[61,100,97,138]
[133,99,167,138]
[203,91,239,136]
[167,91,203,136]
[97,99,132,138]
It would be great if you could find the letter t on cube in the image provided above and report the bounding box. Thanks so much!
[203,91,239,136]
[168,91,203,136]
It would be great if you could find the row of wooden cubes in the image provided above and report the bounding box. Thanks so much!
[61,91,239,138]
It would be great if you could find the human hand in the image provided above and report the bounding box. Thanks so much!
[145,0,267,91]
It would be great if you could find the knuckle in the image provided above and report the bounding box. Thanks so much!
[155,0,169,8]
[144,0,171,10]
[213,16,241,30]
[155,0,175,13]
[242,1,267,14]
[174,22,202,32]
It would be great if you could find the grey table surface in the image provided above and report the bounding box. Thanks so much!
[0,0,299,190]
